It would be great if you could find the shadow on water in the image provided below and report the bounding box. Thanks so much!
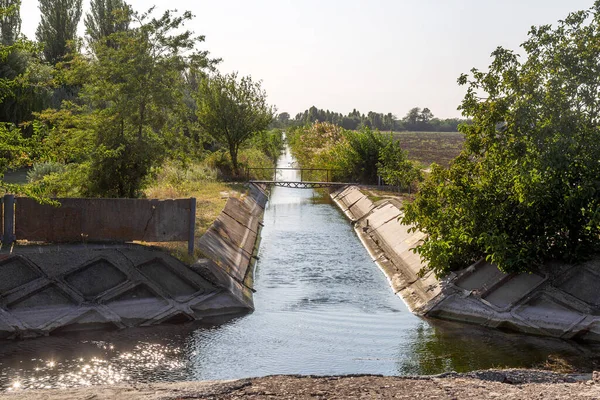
[398,319,600,375]
[1,146,600,391]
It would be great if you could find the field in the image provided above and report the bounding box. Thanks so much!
[391,131,464,167]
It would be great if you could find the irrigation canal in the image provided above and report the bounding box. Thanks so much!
[0,147,598,391]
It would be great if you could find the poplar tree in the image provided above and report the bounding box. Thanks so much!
[0,0,20,45]
[35,0,82,65]
[84,0,130,48]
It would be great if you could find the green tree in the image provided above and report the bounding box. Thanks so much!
[0,1,52,126]
[377,139,422,193]
[0,0,20,45]
[402,3,600,276]
[36,0,82,65]
[404,107,421,126]
[37,8,218,197]
[84,0,131,48]
[420,107,433,123]
[196,72,275,173]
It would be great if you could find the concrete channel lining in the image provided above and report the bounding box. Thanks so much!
[331,185,600,343]
[0,184,267,339]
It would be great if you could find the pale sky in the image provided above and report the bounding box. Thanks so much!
[19,0,594,118]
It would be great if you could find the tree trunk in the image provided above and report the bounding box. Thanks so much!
[230,144,239,177]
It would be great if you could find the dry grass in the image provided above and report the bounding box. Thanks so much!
[141,163,250,264]
[391,131,465,167]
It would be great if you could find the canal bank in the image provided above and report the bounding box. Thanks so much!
[331,185,600,342]
[2,148,600,392]
[0,370,597,399]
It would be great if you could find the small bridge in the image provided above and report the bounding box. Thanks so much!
[246,167,354,189]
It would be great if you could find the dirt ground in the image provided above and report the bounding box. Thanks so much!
[1,370,600,400]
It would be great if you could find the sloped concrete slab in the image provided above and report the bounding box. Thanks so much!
[514,294,586,336]
[331,185,600,342]
[213,213,258,255]
[223,198,260,233]
[0,230,259,338]
[455,262,508,292]
[560,268,600,307]
[105,284,169,321]
[483,273,545,309]
[0,256,42,294]
[65,259,128,300]
[137,258,200,300]
[366,204,401,230]
[197,229,251,283]
[9,284,78,328]
[348,196,375,220]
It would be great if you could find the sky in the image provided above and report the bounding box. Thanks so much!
[19,0,595,119]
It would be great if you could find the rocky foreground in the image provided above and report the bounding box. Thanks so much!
[1,370,600,399]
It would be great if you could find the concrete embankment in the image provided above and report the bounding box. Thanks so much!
[331,185,600,342]
[0,183,267,339]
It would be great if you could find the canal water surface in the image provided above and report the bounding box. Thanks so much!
[0,149,598,391]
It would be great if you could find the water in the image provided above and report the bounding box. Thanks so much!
[1,148,599,391]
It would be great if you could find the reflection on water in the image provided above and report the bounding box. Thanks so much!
[1,146,599,391]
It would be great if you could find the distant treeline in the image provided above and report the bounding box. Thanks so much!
[272,106,469,132]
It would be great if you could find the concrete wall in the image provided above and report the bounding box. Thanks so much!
[332,185,600,343]
[0,184,267,339]
[15,197,193,242]
[196,183,268,292]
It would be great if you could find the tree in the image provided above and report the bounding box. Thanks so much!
[196,72,275,173]
[0,0,20,45]
[404,107,421,126]
[0,2,52,126]
[277,112,290,125]
[402,3,600,277]
[37,8,218,197]
[420,107,434,123]
[84,0,131,48]
[377,139,422,192]
[36,0,82,65]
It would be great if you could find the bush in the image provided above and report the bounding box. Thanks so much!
[402,4,600,276]
[27,162,65,182]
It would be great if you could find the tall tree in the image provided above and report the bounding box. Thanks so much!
[420,107,434,123]
[36,0,82,65]
[0,1,52,126]
[402,2,600,276]
[196,72,275,173]
[37,8,218,197]
[84,0,130,48]
[404,107,421,126]
[0,0,20,45]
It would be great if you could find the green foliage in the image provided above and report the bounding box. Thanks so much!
[0,122,26,172]
[0,0,20,45]
[26,161,65,182]
[377,139,423,192]
[402,3,600,276]
[247,128,283,163]
[34,8,218,198]
[203,148,274,180]
[288,121,422,186]
[343,127,387,183]
[196,72,275,173]
[36,0,83,65]
[153,159,217,186]
[289,105,468,132]
[0,3,53,126]
[84,0,131,48]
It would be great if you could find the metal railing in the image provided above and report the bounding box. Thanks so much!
[245,167,344,183]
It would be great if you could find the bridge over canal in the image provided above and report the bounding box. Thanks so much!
[246,167,355,189]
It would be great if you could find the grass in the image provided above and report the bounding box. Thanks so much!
[142,162,251,264]
[391,131,465,167]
